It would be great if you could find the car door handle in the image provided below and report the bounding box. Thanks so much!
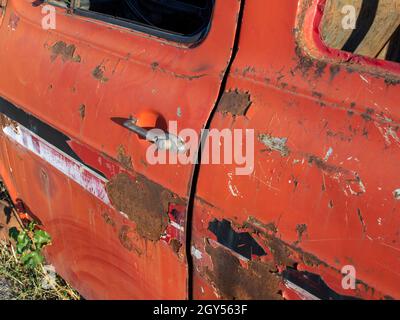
[123,119,187,153]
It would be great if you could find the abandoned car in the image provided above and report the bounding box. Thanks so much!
[0,0,400,300]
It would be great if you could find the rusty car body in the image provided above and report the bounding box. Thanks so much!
[0,0,399,300]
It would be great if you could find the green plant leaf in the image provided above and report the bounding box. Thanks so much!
[28,221,36,232]
[21,251,44,269]
[33,230,51,250]
[16,231,31,254]
[8,227,20,242]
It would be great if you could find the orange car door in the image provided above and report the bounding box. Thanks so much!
[0,0,240,299]
[192,0,400,300]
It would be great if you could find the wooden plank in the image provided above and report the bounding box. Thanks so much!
[376,42,390,60]
[355,0,400,57]
[321,0,363,50]
[321,0,400,60]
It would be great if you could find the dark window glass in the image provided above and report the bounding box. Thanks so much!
[75,0,214,42]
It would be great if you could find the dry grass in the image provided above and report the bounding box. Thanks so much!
[0,241,81,300]
[0,181,80,300]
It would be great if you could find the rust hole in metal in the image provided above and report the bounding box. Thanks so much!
[208,219,266,260]
[205,242,283,300]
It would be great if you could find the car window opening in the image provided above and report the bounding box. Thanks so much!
[75,0,214,37]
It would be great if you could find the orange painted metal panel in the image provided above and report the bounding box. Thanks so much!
[1,0,400,301]
[0,0,241,299]
[192,0,400,300]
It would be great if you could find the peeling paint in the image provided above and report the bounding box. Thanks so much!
[116,145,133,170]
[208,219,266,260]
[79,104,86,120]
[2,122,110,205]
[8,12,19,31]
[205,242,283,300]
[216,90,252,117]
[295,224,308,244]
[259,134,290,157]
[151,61,207,80]
[92,64,109,83]
[101,212,116,228]
[177,107,182,118]
[357,209,367,237]
[118,225,142,254]
[324,147,333,161]
[227,173,242,198]
[375,122,400,148]
[161,204,186,255]
[191,246,203,260]
[50,41,81,63]
[305,154,366,196]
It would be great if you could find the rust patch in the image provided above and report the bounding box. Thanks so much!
[92,64,109,83]
[266,237,295,266]
[243,217,324,268]
[244,216,277,235]
[329,65,341,81]
[151,61,207,80]
[79,104,86,120]
[170,239,182,254]
[205,242,283,300]
[258,134,290,157]
[8,12,19,31]
[213,217,294,267]
[315,61,327,78]
[0,114,18,133]
[306,154,344,175]
[50,41,81,63]
[106,173,183,241]
[327,130,353,142]
[361,108,374,122]
[294,45,314,77]
[295,224,307,244]
[312,91,323,99]
[101,212,116,228]
[116,145,133,170]
[230,217,382,298]
[151,62,159,71]
[385,78,400,86]
[118,225,142,255]
[306,153,366,195]
[357,209,367,237]
[216,90,252,117]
